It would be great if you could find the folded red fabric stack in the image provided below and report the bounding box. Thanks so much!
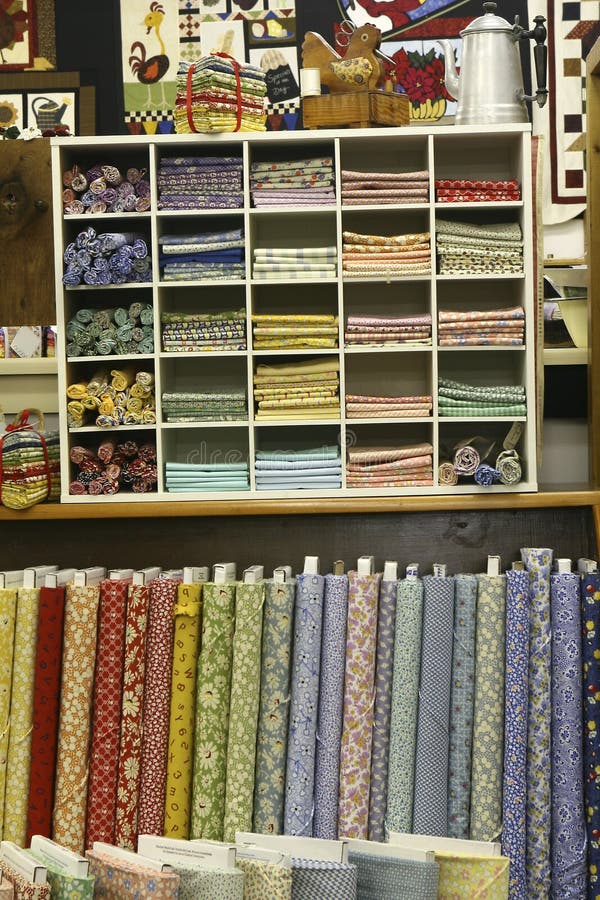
[435,179,520,202]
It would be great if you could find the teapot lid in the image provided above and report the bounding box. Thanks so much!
[460,1,512,34]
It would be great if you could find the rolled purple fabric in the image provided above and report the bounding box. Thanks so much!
[453,444,480,475]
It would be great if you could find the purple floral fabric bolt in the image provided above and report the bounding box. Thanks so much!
[521,548,553,898]
[550,571,586,899]
[502,568,530,900]
[313,573,349,840]
[581,572,600,899]
[368,577,398,842]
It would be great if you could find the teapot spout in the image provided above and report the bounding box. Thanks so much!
[437,40,459,101]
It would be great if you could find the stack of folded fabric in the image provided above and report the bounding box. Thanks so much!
[252,314,338,349]
[157,155,243,209]
[438,305,525,346]
[69,440,157,495]
[63,228,152,286]
[252,246,337,280]
[345,313,432,346]
[165,460,250,492]
[255,445,342,490]
[159,227,245,281]
[250,156,335,207]
[174,56,267,133]
[161,309,247,352]
[345,392,433,418]
[253,357,340,419]
[66,368,156,428]
[341,168,429,205]
[436,219,523,275]
[62,161,151,215]
[435,178,521,202]
[0,429,60,508]
[438,376,527,416]
[161,389,247,422]
[347,442,434,487]
[342,230,431,278]
[66,302,154,357]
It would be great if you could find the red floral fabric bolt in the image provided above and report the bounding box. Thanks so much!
[26,586,65,844]
[86,578,129,846]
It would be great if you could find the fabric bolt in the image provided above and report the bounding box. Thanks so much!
[51,585,100,853]
[284,573,326,836]
[137,577,179,837]
[550,571,586,899]
[164,583,203,839]
[436,853,510,900]
[3,587,39,845]
[348,849,439,900]
[0,859,49,899]
[0,589,17,841]
[253,579,296,835]
[291,857,357,899]
[368,577,399,842]
[114,582,151,849]
[470,575,506,842]
[26,586,65,843]
[521,548,553,898]
[223,581,265,841]
[313,573,349,840]
[581,573,600,897]
[338,570,382,838]
[413,575,455,836]
[40,863,95,900]
[237,857,292,899]
[173,863,244,899]
[85,578,129,847]
[190,581,236,841]
[502,568,530,900]
[447,574,477,840]
[85,848,180,899]
[385,578,424,834]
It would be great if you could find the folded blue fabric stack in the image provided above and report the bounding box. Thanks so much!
[157,155,244,209]
[165,461,250,492]
[255,445,342,491]
[159,227,245,281]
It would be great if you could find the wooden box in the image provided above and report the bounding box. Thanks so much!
[302,90,410,129]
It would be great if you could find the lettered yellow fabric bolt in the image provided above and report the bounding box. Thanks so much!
[164,583,202,839]
[0,588,17,842]
[3,586,40,845]
[52,584,100,853]
[436,852,510,899]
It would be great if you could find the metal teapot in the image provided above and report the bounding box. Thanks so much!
[437,1,548,126]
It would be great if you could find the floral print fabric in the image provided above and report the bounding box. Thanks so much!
[237,857,292,899]
[581,572,600,898]
[0,588,17,841]
[85,848,179,899]
[436,853,510,899]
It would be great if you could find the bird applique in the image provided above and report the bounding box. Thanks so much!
[0,0,28,65]
[129,1,169,85]
[301,23,385,93]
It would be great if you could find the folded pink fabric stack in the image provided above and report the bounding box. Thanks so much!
[347,443,434,488]
[345,393,432,418]
[342,230,431,278]
[435,178,521,202]
[438,305,525,346]
[345,313,432,346]
[341,168,429,205]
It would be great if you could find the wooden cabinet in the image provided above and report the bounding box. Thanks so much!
[51,125,537,503]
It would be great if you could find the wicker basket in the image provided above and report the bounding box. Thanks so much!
[302,90,410,129]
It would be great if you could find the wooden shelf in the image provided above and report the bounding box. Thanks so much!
[0,357,59,414]
[543,348,588,365]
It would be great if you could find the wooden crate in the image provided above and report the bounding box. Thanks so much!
[302,90,410,129]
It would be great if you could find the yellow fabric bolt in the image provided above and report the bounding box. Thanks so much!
[436,852,510,899]
[0,589,17,842]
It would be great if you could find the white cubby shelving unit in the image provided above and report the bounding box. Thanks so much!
[51,125,537,502]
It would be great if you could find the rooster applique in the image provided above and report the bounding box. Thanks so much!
[301,23,385,93]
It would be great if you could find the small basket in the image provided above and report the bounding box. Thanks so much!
[302,90,410,129]
[0,409,60,510]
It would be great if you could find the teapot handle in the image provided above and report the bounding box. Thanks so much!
[514,15,548,108]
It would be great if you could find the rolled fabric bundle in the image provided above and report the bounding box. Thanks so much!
[80,189,95,206]
[101,164,123,184]
[136,178,151,197]
[71,171,87,192]
[64,200,86,215]
[496,449,522,485]
[67,381,89,399]
[127,166,144,184]
[131,237,148,258]
[453,444,480,475]
[135,196,151,212]
[63,187,76,204]
[438,461,458,486]
[136,370,155,389]
[97,395,115,416]
[473,463,501,486]
[140,304,154,325]
[111,367,136,391]
[89,175,107,194]
[100,187,117,205]
[69,445,96,464]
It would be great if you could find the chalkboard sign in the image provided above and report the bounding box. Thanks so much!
[265,64,299,103]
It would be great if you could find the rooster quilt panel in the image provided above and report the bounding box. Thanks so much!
[0,0,36,71]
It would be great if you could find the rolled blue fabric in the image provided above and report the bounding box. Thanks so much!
[412,575,455,836]
[284,573,325,836]
[291,858,357,899]
[447,573,477,839]
[550,570,586,899]
[502,568,530,900]
[368,577,398,842]
[313,573,349,840]
[473,463,501,485]
[385,578,423,835]
[348,850,439,900]
[581,573,600,899]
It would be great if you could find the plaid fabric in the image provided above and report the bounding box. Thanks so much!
[291,858,357,899]
[348,851,439,900]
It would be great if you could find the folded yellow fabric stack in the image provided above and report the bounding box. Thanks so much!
[252,314,339,350]
[253,357,340,420]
